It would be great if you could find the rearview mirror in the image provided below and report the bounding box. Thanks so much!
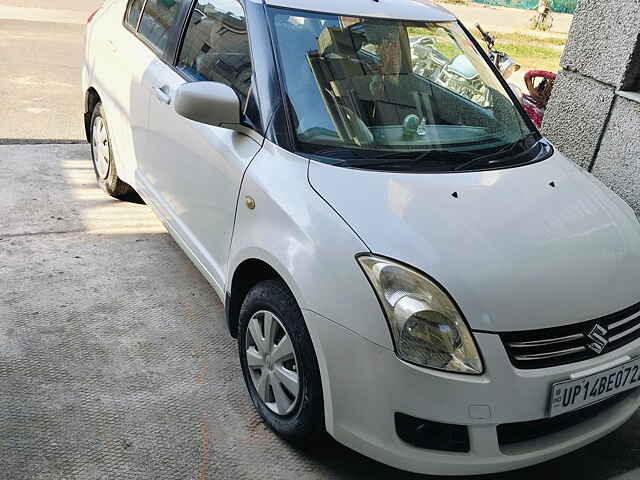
[174,81,240,128]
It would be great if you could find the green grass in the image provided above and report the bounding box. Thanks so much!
[495,32,566,47]
[409,27,567,72]
[472,32,565,72]
[407,27,566,73]
[407,27,462,60]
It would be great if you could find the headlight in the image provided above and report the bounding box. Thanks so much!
[358,255,483,375]
[499,57,520,79]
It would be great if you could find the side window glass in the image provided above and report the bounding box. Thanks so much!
[138,0,186,53]
[125,0,145,29]
[177,0,253,105]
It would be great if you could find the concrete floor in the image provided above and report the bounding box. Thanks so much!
[0,0,102,141]
[2,144,640,479]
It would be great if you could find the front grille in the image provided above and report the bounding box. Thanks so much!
[501,300,640,369]
[497,390,635,447]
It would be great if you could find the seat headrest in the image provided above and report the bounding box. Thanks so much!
[318,28,365,57]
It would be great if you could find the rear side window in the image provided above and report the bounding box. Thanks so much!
[138,0,186,53]
[177,0,252,104]
[125,0,145,28]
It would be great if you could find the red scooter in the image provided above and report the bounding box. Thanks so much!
[521,70,557,128]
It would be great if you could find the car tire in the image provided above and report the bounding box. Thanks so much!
[90,102,132,198]
[238,279,324,445]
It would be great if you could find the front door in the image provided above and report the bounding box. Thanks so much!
[140,0,262,292]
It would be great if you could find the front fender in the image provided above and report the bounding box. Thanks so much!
[228,141,395,435]
[227,141,393,351]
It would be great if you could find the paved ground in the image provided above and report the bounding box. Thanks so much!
[439,1,573,35]
[0,0,101,141]
[2,144,640,479]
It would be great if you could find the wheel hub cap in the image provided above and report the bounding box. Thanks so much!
[245,311,300,416]
[92,116,110,180]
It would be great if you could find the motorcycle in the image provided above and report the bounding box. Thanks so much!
[475,24,521,80]
[475,24,556,128]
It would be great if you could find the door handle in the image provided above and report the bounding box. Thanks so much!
[107,40,117,52]
[152,85,171,105]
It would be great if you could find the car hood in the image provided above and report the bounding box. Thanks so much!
[308,152,640,332]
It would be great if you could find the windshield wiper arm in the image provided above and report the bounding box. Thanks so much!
[365,149,469,166]
[453,135,535,172]
[333,149,469,170]
[369,150,439,163]
[311,148,439,166]
[310,148,373,161]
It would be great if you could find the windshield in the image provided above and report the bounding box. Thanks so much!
[268,8,546,172]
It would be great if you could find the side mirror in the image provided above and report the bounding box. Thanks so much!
[174,81,240,128]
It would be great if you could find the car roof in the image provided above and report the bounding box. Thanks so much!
[249,0,457,22]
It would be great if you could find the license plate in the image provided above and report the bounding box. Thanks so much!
[549,357,640,417]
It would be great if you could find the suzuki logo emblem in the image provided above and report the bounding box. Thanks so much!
[587,324,609,354]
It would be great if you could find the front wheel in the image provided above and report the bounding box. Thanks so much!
[530,13,541,29]
[238,279,324,445]
[90,102,132,198]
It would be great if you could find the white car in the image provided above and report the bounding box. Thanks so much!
[82,0,640,475]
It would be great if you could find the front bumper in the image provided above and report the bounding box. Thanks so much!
[304,310,640,476]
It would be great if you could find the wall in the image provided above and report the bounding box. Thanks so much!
[541,0,640,213]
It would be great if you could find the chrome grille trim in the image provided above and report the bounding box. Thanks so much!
[513,346,587,361]
[507,333,584,349]
[611,322,640,342]
[609,311,640,330]
[501,300,640,369]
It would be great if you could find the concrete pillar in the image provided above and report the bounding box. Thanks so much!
[541,0,640,213]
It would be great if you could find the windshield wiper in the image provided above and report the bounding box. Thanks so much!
[349,149,458,169]
[309,148,373,160]
[368,150,439,163]
[309,137,542,172]
[453,135,537,172]
[310,148,440,166]
[310,148,473,171]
